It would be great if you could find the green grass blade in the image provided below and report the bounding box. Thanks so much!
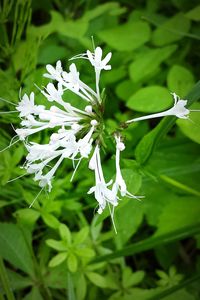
[92,223,200,263]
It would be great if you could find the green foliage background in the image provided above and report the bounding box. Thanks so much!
[0,0,200,299]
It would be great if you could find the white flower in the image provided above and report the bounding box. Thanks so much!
[126,92,190,124]
[70,47,112,102]
[43,60,63,81]
[88,145,118,214]
[113,135,142,200]
[86,47,112,71]
[16,92,45,118]
[42,82,63,102]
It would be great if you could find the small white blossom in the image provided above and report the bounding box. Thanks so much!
[86,47,112,71]
[16,92,45,118]
[113,135,143,199]
[43,60,63,81]
[126,92,190,124]
[88,145,118,214]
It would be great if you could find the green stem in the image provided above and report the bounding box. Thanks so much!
[0,256,15,300]
[18,225,52,300]
[91,222,200,263]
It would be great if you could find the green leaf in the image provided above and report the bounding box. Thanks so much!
[38,44,67,64]
[167,65,195,97]
[14,208,40,229]
[67,253,78,273]
[44,264,68,289]
[115,80,140,102]
[75,248,95,258]
[59,223,71,245]
[0,223,34,277]
[42,213,60,229]
[49,252,68,268]
[152,13,191,46]
[122,168,142,194]
[186,5,200,21]
[29,11,88,40]
[127,86,172,113]
[83,2,123,21]
[76,274,87,300]
[86,271,108,288]
[46,239,67,251]
[177,103,200,144]
[74,227,89,245]
[23,287,43,300]
[115,198,144,245]
[7,269,32,290]
[129,45,177,83]
[98,21,151,51]
[155,196,200,236]
[67,272,76,300]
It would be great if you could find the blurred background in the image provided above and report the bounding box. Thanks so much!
[0,0,200,299]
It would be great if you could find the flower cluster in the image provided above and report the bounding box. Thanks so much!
[15,46,192,218]
[16,47,140,216]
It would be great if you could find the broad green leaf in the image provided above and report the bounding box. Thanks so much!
[155,196,200,236]
[115,198,144,245]
[0,223,34,277]
[115,80,140,101]
[122,169,142,194]
[127,86,172,113]
[177,103,200,144]
[152,13,191,46]
[59,223,71,245]
[86,272,108,288]
[186,5,200,21]
[167,65,195,97]
[67,253,78,273]
[102,66,126,84]
[98,21,151,51]
[46,239,67,251]
[49,252,68,268]
[129,45,177,83]
[74,227,89,245]
[38,44,67,64]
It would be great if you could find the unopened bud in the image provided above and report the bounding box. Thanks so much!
[85,105,93,114]
[90,119,98,126]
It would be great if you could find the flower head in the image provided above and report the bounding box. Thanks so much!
[87,47,112,71]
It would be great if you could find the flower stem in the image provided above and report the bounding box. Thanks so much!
[126,111,169,124]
